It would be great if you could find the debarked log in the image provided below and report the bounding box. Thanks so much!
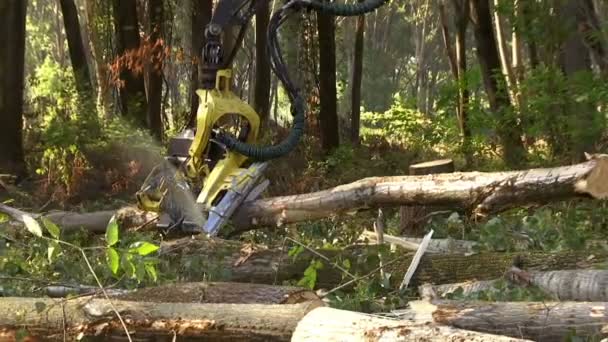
[291,307,529,342]
[397,300,608,342]
[232,155,608,230]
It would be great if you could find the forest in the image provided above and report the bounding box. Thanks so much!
[1,0,608,340]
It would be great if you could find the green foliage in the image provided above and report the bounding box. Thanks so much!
[298,259,323,289]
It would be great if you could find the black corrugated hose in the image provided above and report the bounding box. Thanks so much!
[215,0,389,160]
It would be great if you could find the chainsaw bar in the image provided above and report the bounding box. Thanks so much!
[203,162,269,235]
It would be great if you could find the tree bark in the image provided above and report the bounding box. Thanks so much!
[401,300,608,342]
[469,0,525,168]
[147,0,164,141]
[421,269,608,301]
[112,0,148,127]
[350,2,365,145]
[317,4,340,152]
[492,0,517,106]
[83,0,113,118]
[158,236,608,289]
[292,307,528,341]
[233,155,608,230]
[189,0,213,128]
[254,0,271,125]
[0,0,27,176]
[4,157,608,233]
[60,0,93,98]
[0,297,320,341]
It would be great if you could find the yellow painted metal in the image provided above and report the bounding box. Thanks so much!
[184,68,260,208]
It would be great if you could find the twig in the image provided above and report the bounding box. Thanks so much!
[132,215,159,231]
[399,229,434,290]
[323,257,403,297]
[47,237,133,341]
[285,237,357,280]
[374,209,386,280]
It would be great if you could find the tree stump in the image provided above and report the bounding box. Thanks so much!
[399,159,454,236]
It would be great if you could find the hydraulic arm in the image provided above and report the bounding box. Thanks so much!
[136,0,390,235]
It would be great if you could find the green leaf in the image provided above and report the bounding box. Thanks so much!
[23,215,43,238]
[145,262,158,282]
[135,262,146,282]
[42,217,60,239]
[106,247,120,275]
[47,241,60,264]
[105,216,119,247]
[121,254,136,278]
[15,328,28,342]
[129,241,159,256]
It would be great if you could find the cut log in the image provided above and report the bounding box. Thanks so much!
[358,229,477,254]
[0,296,321,341]
[159,236,608,289]
[233,155,608,230]
[420,268,608,301]
[3,157,608,233]
[292,307,529,341]
[0,204,155,233]
[398,300,608,342]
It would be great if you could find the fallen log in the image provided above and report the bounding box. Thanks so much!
[233,155,608,230]
[397,300,608,342]
[291,307,529,341]
[159,236,608,289]
[0,296,322,341]
[3,157,608,234]
[420,268,608,301]
[0,203,155,233]
[113,281,322,304]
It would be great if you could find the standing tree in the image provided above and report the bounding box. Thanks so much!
[112,0,148,128]
[317,8,340,152]
[0,0,27,176]
[147,0,164,140]
[254,0,271,125]
[59,0,93,98]
[189,0,213,127]
[350,3,365,145]
[469,0,525,167]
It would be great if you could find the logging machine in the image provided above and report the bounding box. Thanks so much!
[136,0,389,235]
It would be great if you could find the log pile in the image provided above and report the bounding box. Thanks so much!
[2,158,608,340]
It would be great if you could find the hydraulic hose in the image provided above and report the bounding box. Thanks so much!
[215,0,389,160]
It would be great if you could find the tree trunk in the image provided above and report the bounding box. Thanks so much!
[60,0,93,98]
[469,0,525,168]
[402,299,608,342]
[233,155,608,230]
[254,0,271,125]
[83,0,113,118]
[147,0,164,141]
[189,0,213,127]
[0,297,320,341]
[350,2,365,145]
[492,0,517,106]
[317,5,340,152]
[292,307,528,342]
[580,0,608,75]
[0,0,27,176]
[112,0,148,128]
[559,0,603,162]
